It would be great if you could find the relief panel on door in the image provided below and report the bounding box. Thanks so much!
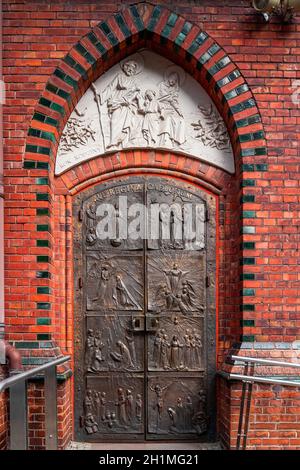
[148,315,204,372]
[147,253,205,314]
[85,315,144,373]
[86,253,144,311]
[81,376,144,436]
[147,377,207,437]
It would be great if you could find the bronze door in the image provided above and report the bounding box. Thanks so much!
[74,176,216,442]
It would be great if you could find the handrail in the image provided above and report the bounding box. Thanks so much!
[0,354,71,450]
[231,355,300,369]
[218,370,300,387]
[0,355,71,392]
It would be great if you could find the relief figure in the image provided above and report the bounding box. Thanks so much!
[157,71,186,147]
[95,60,142,149]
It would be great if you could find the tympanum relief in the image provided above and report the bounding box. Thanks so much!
[56,50,234,175]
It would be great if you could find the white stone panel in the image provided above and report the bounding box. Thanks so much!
[55,50,235,175]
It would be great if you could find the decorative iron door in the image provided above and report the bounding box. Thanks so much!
[74,176,216,442]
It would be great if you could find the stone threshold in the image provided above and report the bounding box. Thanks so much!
[66,441,222,450]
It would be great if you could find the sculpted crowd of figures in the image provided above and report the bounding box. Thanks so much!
[93,59,187,151]
[151,328,202,370]
[83,385,207,436]
[83,387,142,434]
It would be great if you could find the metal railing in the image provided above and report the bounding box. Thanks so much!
[219,354,300,387]
[0,355,71,450]
[219,355,300,450]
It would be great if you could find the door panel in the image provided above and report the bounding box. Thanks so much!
[74,176,216,442]
[85,375,144,436]
[147,376,207,437]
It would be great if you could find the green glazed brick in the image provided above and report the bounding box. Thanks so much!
[241,242,255,250]
[99,22,118,48]
[36,193,49,201]
[242,211,256,219]
[242,179,256,187]
[37,162,50,170]
[240,273,255,280]
[241,288,255,296]
[37,318,51,326]
[64,55,86,77]
[26,144,50,156]
[242,226,256,234]
[241,147,267,157]
[37,224,50,232]
[33,112,58,128]
[37,302,51,310]
[36,177,49,185]
[36,271,51,279]
[241,320,255,327]
[129,5,144,31]
[87,31,107,56]
[240,304,255,311]
[240,258,255,265]
[37,334,51,341]
[37,286,51,294]
[75,43,96,65]
[255,164,268,171]
[28,128,55,143]
[36,208,50,216]
[224,84,249,101]
[215,70,241,89]
[37,255,50,263]
[46,83,70,101]
[242,195,255,203]
[242,164,254,172]
[24,160,36,169]
[54,68,78,89]
[37,240,50,247]
[241,335,255,342]
[15,341,39,349]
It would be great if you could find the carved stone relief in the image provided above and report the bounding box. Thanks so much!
[56,50,234,175]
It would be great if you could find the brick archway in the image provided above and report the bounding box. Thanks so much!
[18,2,267,448]
[24,2,266,172]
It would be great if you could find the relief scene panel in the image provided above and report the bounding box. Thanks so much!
[56,50,234,174]
[85,315,144,373]
[147,377,207,437]
[147,253,205,314]
[86,253,143,311]
[82,376,144,436]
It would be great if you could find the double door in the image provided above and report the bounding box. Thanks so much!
[74,176,216,441]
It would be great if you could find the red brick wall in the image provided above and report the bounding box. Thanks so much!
[27,381,72,450]
[2,0,300,450]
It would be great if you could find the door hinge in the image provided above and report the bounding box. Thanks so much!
[78,277,83,289]
[78,209,83,222]
[206,275,210,288]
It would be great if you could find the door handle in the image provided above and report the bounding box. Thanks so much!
[146,314,160,332]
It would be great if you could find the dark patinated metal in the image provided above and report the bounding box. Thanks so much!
[73,176,216,442]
